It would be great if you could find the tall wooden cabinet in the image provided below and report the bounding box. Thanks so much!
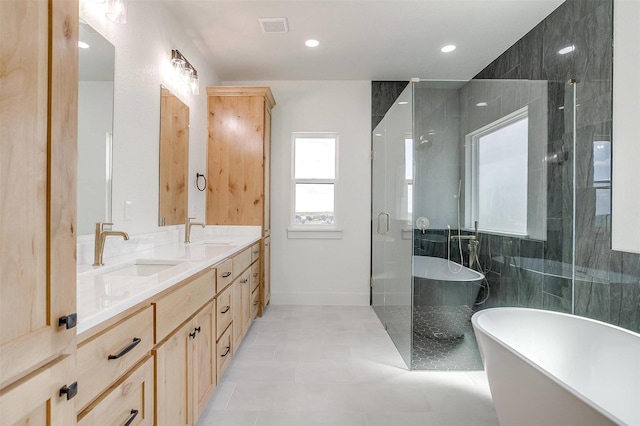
[206,86,275,312]
[0,0,79,424]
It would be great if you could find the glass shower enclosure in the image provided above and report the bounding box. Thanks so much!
[372,79,577,370]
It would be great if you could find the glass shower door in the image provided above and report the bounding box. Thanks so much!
[371,85,414,369]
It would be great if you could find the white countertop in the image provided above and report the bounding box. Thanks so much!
[76,231,260,335]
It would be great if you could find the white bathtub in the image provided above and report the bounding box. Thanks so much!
[412,255,484,282]
[413,256,484,308]
[472,308,640,426]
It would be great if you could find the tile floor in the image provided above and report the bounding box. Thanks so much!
[197,305,499,426]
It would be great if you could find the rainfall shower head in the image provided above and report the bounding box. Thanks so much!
[419,135,430,145]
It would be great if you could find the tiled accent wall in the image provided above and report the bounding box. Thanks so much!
[474,0,639,332]
[371,81,409,131]
[373,0,639,332]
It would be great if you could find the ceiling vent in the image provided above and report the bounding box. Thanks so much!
[258,17,289,34]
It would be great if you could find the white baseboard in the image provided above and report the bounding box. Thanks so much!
[271,292,370,306]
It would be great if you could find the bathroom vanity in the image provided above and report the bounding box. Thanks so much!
[74,231,262,425]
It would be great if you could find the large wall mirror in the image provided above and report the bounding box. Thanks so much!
[77,19,115,235]
[158,86,189,226]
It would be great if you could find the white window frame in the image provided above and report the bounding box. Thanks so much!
[289,132,340,236]
[465,106,529,237]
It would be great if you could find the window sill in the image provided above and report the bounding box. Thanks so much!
[287,227,343,239]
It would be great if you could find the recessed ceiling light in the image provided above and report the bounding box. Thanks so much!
[558,45,575,55]
[78,41,90,49]
[476,102,488,107]
[440,44,456,53]
[398,101,409,105]
[375,133,382,136]
[305,39,320,48]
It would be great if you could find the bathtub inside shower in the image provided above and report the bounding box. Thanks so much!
[410,256,486,370]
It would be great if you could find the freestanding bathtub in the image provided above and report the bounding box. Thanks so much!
[472,308,640,426]
[412,256,484,307]
[412,256,484,339]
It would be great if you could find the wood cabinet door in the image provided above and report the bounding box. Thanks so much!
[0,0,77,387]
[154,321,193,426]
[0,355,76,426]
[77,356,154,426]
[263,103,272,237]
[193,301,216,422]
[206,95,265,226]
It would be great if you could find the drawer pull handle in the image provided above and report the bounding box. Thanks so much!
[252,250,259,254]
[189,331,197,339]
[221,272,231,278]
[108,337,142,360]
[253,273,258,278]
[124,409,139,426]
[221,346,231,357]
[220,306,230,314]
[59,382,78,400]
[253,300,259,306]
[241,279,248,284]
[195,326,201,334]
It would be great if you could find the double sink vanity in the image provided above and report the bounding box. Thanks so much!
[75,226,263,425]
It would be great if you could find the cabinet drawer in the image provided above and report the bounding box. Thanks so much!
[155,269,215,342]
[78,356,154,426]
[250,262,260,292]
[77,306,154,412]
[250,242,260,263]
[251,287,260,320]
[215,259,233,294]
[216,326,233,383]
[216,285,233,339]
[233,247,251,277]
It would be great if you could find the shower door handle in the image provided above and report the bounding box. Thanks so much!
[377,212,390,235]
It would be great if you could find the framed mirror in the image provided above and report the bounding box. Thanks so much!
[77,19,115,235]
[158,86,189,226]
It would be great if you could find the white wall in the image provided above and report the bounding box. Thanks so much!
[80,0,219,236]
[224,81,372,305]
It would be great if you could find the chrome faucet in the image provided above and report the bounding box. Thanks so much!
[185,217,205,244]
[93,222,129,266]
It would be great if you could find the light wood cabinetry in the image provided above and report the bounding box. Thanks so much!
[77,356,154,426]
[193,301,216,420]
[205,87,274,232]
[206,87,274,316]
[1,0,78,424]
[76,306,154,412]
[262,237,271,307]
[154,268,215,342]
[216,285,233,338]
[154,300,216,426]
[0,355,77,426]
[215,325,233,383]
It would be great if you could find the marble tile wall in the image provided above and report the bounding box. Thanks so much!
[374,0,639,332]
[474,0,639,332]
[371,81,409,131]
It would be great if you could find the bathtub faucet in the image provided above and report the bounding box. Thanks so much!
[449,234,479,269]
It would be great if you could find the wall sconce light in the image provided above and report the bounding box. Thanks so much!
[171,50,199,95]
[105,0,129,24]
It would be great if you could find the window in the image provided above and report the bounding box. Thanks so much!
[292,133,338,226]
[466,107,529,236]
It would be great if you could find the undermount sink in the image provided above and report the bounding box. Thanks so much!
[107,259,185,277]
[198,240,233,246]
